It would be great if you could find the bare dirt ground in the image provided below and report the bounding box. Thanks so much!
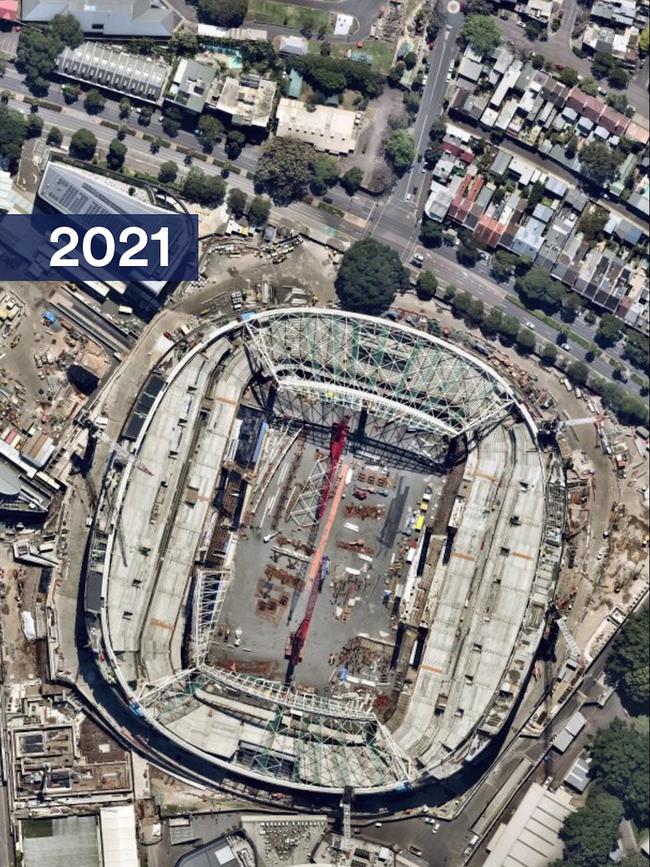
[340,87,406,186]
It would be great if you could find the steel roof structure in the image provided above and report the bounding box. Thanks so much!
[244,309,516,460]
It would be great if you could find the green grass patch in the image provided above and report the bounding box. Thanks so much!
[318,201,345,217]
[631,372,649,389]
[311,39,395,73]
[248,0,332,32]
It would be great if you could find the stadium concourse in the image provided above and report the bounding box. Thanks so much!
[83,309,565,800]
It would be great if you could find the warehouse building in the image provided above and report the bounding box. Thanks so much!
[484,782,576,867]
[57,42,171,104]
[21,0,175,38]
[275,98,357,154]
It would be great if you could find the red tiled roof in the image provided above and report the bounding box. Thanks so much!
[566,87,604,123]
[598,106,629,136]
[0,0,18,19]
[475,214,507,248]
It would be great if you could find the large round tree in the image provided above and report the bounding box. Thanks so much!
[335,239,408,315]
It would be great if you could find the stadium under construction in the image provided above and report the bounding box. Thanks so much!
[83,308,566,801]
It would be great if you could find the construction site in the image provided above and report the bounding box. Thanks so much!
[83,308,564,799]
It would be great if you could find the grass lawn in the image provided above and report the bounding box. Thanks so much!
[248,0,332,32]
[310,39,395,73]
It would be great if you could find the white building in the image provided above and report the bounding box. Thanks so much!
[484,782,576,867]
[275,98,357,154]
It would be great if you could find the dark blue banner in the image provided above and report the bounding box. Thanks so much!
[0,214,198,286]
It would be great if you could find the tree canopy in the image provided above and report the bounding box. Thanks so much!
[255,137,318,205]
[462,14,502,56]
[84,88,105,115]
[416,271,438,300]
[197,0,248,26]
[591,718,649,826]
[197,113,224,146]
[227,187,247,217]
[16,15,82,93]
[69,128,97,160]
[0,105,27,170]
[248,194,271,226]
[335,239,408,315]
[310,153,340,196]
[106,138,127,170]
[579,140,621,188]
[340,166,363,196]
[516,266,565,313]
[183,167,226,207]
[158,161,178,184]
[560,789,623,867]
[285,54,384,99]
[384,129,415,175]
[605,605,649,714]
[596,312,624,347]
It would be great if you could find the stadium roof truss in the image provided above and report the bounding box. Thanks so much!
[137,666,412,789]
[244,309,515,459]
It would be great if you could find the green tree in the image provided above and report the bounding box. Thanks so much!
[457,243,480,267]
[138,106,153,126]
[567,360,589,386]
[387,61,406,88]
[197,113,223,147]
[46,126,63,147]
[69,128,97,160]
[25,114,43,139]
[416,271,438,300]
[515,328,536,354]
[340,167,363,195]
[560,67,579,86]
[579,76,598,96]
[0,104,27,169]
[623,332,650,375]
[490,249,518,281]
[403,51,417,70]
[106,138,127,170]
[462,14,502,56]
[516,266,565,313]
[540,342,558,365]
[482,308,503,338]
[49,13,83,47]
[170,28,198,56]
[595,313,623,347]
[420,219,443,248]
[226,129,246,160]
[310,153,339,196]
[579,139,621,187]
[197,0,248,26]
[335,238,408,315]
[227,187,247,217]
[16,26,62,93]
[639,26,649,55]
[605,605,649,714]
[565,134,579,158]
[560,790,623,867]
[119,97,132,118]
[62,83,80,104]
[84,88,105,115]
[162,106,183,136]
[499,314,520,342]
[183,167,226,207]
[255,137,317,205]
[578,206,608,241]
[248,195,271,226]
[158,161,178,184]
[608,65,629,89]
[385,129,415,175]
[591,718,650,825]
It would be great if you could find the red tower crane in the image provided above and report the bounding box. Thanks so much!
[317,418,349,519]
[289,556,330,666]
